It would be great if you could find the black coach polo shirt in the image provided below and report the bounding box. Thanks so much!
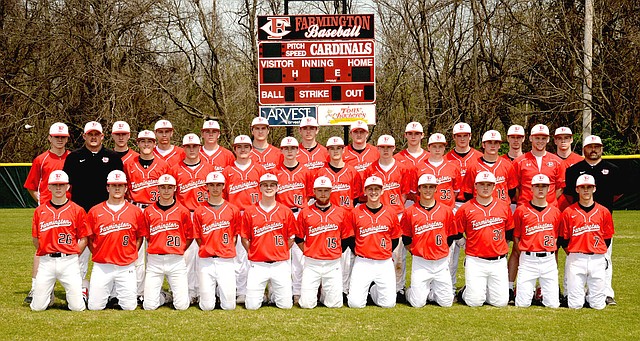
[565,159,623,212]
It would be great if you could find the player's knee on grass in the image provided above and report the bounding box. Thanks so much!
[244,295,263,310]
[406,287,427,308]
[299,292,318,309]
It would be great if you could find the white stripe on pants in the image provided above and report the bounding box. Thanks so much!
[515,252,559,308]
[198,257,236,310]
[348,256,395,308]
[245,260,292,310]
[406,256,453,307]
[88,262,137,310]
[30,254,84,311]
[143,254,189,310]
[299,257,342,309]
[463,255,508,307]
[565,253,607,310]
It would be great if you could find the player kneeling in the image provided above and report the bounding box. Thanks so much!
[513,174,561,308]
[348,176,401,308]
[193,172,241,310]
[402,174,460,307]
[142,174,194,310]
[86,170,145,310]
[295,177,354,308]
[31,170,89,311]
[240,174,298,310]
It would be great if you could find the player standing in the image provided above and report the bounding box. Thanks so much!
[394,122,430,171]
[250,117,281,172]
[343,120,380,177]
[502,124,525,162]
[111,121,138,164]
[553,127,583,211]
[30,170,88,311]
[199,120,235,171]
[153,119,186,165]
[297,117,329,171]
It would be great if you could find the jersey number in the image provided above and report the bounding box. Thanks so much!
[250,193,260,204]
[593,236,600,248]
[380,238,387,248]
[222,233,229,245]
[57,233,72,245]
[339,196,351,207]
[197,191,207,202]
[293,194,303,206]
[435,234,443,246]
[440,189,451,201]
[492,229,502,241]
[167,236,181,247]
[326,237,337,249]
[543,235,554,247]
[274,235,284,246]
[389,194,399,205]
[150,191,159,202]
[122,235,130,246]
[496,188,506,201]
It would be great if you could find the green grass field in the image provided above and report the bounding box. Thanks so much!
[2,209,639,340]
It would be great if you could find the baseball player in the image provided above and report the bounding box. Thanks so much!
[502,124,525,162]
[23,122,71,304]
[142,174,194,310]
[295,176,354,308]
[240,173,298,310]
[347,175,401,308]
[85,170,145,310]
[394,122,430,171]
[153,119,186,165]
[445,122,482,205]
[30,170,88,311]
[513,174,561,308]
[111,121,139,164]
[553,127,583,211]
[402,174,460,307]
[249,117,281,172]
[558,174,614,310]
[193,171,242,310]
[199,120,235,171]
[343,120,380,176]
[456,171,514,307]
[297,117,329,171]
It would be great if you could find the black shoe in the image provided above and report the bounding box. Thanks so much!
[343,293,348,305]
[606,296,617,305]
[105,297,120,309]
[456,286,466,305]
[137,296,144,306]
[396,289,407,304]
[559,295,568,308]
[24,290,34,304]
[509,289,515,305]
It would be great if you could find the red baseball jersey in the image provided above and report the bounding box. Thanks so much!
[240,203,298,262]
[445,148,482,201]
[417,161,462,208]
[200,146,235,172]
[557,152,583,211]
[363,161,415,215]
[142,202,194,255]
[394,149,430,168]
[193,201,242,258]
[222,162,266,210]
[124,157,170,204]
[316,164,363,210]
[559,203,614,254]
[32,200,89,256]
[153,145,186,166]
[298,144,330,171]
[296,205,354,260]
[462,157,518,203]
[250,144,282,172]
[456,199,514,258]
[120,149,139,165]
[401,202,457,260]
[350,205,401,260]
[513,152,566,206]
[274,164,314,210]
[343,143,380,176]
[170,161,215,211]
[86,202,145,265]
[513,202,562,252]
[24,150,71,204]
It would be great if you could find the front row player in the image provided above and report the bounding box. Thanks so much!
[142,174,194,310]
[296,176,354,309]
[30,170,88,311]
[457,171,513,307]
[559,174,614,310]
[402,174,460,307]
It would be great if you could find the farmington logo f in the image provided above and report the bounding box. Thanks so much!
[260,17,291,39]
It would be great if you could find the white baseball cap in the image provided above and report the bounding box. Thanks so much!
[280,137,299,147]
[583,135,603,148]
[299,117,319,128]
[576,174,596,187]
[475,171,497,184]
[452,123,472,135]
[531,174,551,185]
[251,117,269,127]
[313,176,332,189]
[154,119,173,131]
[48,170,69,185]
[112,121,130,134]
[137,130,156,140]
[482,130,502,142]
[157,174,177,186]
[507,124,525,136]
[84,121,103,134]
[233,135,252,146]
[49,122,70,137]
[530,124,550,136]
[428,133,447,145]
[349,120,369,132]
[364,175,384,188]
[554,127,572,136]
[405,122,424,133]
[205,171,225,184]
[326,136,345,147]
[106,170,127,185]
[259,173,278,183]
[418,174,438,186]
[202,120,220,130]
[182,133,201,145]
[376,135,395,147]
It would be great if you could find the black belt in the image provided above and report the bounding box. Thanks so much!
[291,207,300,213]
[525,251,555,257]
[478,254,506,261]
[48,252,71,258]
[264,261,276,264]
[134,202,150,209]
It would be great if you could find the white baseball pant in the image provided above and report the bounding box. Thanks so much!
[341,248,355,295]
[406,256,453,307]
[245,260,293,310]
[348,256,395,308]
[291,210,304,296]
[88,262,137,310]
[565,253,607,310]
[30,254,85,311]
[198,256,236,310]
[604,239,614,298]
[143,254,189,310]
[135,240,146,297]
[234,238,249,296]
[515,252,559,308]
[184,241,199,301]
[78,247,90,280]
[299,257,342,309]
[394,212,406,292]
[463,255,509,307]
[448,202,465,290]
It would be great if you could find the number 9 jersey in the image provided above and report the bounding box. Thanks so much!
[142,202,194,255]
[193,201,242,258]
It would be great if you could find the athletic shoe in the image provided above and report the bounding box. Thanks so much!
[606,296,617,305]
[190,296,199,306]
[24,290,34,304]
[137,296,144,306]
[236,294,246,304]
[82,287,88,307]
[343,293,348,305]
[293,295,300,306]
[161,291,173,305]
[508,289,515,305]
[396,289,407,304]
[456,286,466,305]
[559,295,568,308]
[106,297,120,309]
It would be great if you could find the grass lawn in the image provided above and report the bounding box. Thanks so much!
[2,208,639,340]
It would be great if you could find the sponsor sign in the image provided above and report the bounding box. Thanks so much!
[259,106,317,126]
[317,104,376,126]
